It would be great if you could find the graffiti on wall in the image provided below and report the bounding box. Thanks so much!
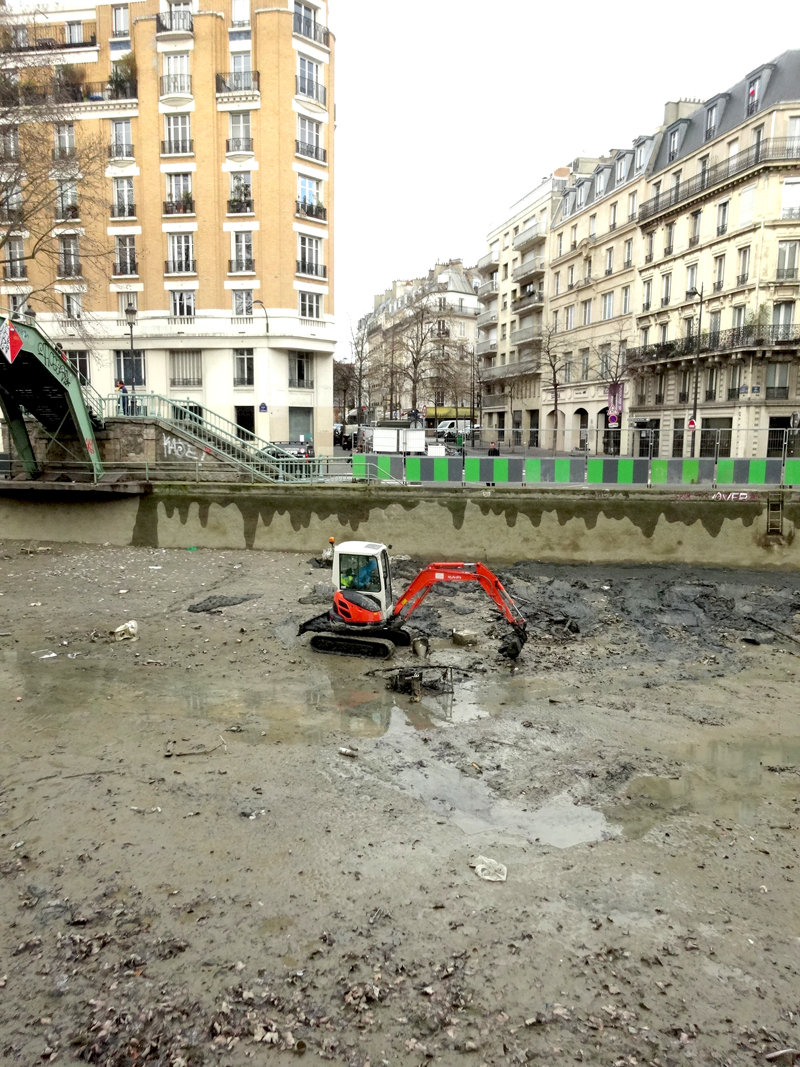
[162,433,206,462]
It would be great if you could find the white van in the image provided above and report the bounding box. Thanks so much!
[436,419,476,441]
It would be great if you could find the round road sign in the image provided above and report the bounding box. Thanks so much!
[607,413,618,426]
[687,417,697,432]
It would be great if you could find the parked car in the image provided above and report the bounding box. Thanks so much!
[333,423,343,446]
[436,419,479,443]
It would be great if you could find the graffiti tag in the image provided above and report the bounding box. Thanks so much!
[162,433,205,462]
[712,491,749,501]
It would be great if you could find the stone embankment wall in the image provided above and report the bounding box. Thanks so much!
[0,485,797,569]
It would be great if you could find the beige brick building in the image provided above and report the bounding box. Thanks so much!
[0,0,336,451]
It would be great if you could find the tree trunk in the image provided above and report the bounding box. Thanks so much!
[551,379,559,455]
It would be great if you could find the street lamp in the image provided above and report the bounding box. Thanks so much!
[252,299,270,335]
[123,302,137,412]
[686,284,704,457]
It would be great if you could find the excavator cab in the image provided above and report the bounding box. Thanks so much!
[331,541,393,623]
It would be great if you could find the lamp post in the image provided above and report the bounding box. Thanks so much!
[686,284,704,458]
[252,298,270,336]
[124,302,137,412]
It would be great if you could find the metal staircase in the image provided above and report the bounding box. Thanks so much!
[93,392,318,482]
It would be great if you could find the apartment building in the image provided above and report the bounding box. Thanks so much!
[475,176,566,445]
[360,260,480,419]
[0,0,336,450]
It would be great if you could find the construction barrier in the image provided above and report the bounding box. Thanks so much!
[350,453,800,489]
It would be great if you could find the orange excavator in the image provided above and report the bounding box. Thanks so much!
[299,540,527,660]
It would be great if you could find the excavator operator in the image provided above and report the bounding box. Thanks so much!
[340,555,380,593]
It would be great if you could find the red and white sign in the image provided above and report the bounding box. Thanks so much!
[687,417,697,432]
[0,319,23,364]
[607,413,619,427]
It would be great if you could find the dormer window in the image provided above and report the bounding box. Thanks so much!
[747,76,761,116]
[595,172,605,196]
[577,184,586,207]
[668,129,680,162]
[615,157,625,182]
[705,104,717,141]
[635,145,644,170]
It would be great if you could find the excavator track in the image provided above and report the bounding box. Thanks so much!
[309,633,396,659]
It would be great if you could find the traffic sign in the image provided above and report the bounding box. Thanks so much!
[607,413,618,426]
[687,417,697,432]
[0,319,23,365]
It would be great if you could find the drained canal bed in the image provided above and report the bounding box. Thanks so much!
[1,543,800,1065]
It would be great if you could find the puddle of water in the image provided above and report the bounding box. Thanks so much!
[610,738,800,837]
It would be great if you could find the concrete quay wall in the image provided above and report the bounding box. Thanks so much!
[0,484,797,569]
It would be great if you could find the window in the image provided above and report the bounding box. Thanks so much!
[581,299,592,326]
[65,21,83,44]
[664,221,675,253]
[595,172,605,197]
[584,256,592,279]
[615,157,625,182]
[570,224,577,247]
[66,350,89,382]
[165,114,190,151]
[54,122,75,157]
[646,231,654,259]
[231,0,249,24]
[577,184,586,207]
[714,255,725,290]
[739,185,755,227]
[782,180,800,220]
[554,271,560,295]
[167,233,194,271]
[290,351,313,388]
[112,176,134,216]
[643,279,652,309]
[112,4,129,34]
[56,179,78,219]
[298,234,321,274]
[503,232,510,249]
[673,170,681,190]
[708,311,721,344]
[115,235,136,274]
[599,344,611,378]
[169,350,202,387]
[609,202,617,228]
[170,290,195,318]
[622,286,630,314]
[234,348,254,386]
[641,327,650,348]
[115,348,145,386]
[552,309,559,333]
[557,232,563,257]
[233,289,253,317]
[565,305,574,330]
[668,129,679,161]
[111,118,131,154]
[628,191,637,220]
[563,354,572,383]
[732,305,746,330]
[778,241,799,280]
[589,214,596,237]
[58,235,80,276]
[727,138,739,159]
[229,172,252,211]
[716,200,729,235]
[166,172,192,211]
[63,292,82,320]
[773,303,795,339]
[635,145,644,171]
[580,349,590,379]
[766,363,789,392]
[297,115,322,158]
[300,291,322,318]
[747,76,761,115]
[661,273,672,305]
[229,111,251,150]
[5,237,25,279]
[689,210,701,243]
[660,323,669,345]
[567,265,574,288]
[789,116,800,146]
[229,51,252,90]
[163,51,189,91]
[298,55,322,98]
[623,238,632,267]
[705,104,717,140]
[298,175,321,206]
[117,292,137,317]
[232,231,253,270]
[602,292,613,320]
[686,262,697,293]
[605,247,613,274]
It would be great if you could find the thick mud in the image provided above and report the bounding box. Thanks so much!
[1,543,799,1065]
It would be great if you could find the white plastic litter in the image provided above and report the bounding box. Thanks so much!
[32,650,57,659]
[472,856,507,882]
[112,620,138,642]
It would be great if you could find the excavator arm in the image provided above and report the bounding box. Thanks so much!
[392,562,527,658]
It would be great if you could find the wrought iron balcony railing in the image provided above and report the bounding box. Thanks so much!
[296,139,326,162]
[160,74,192,95]
[216,71,259,93]
[713,280,724,292]
[296,76,326,105]
[777,267,798,281]
[3,262,26,279]
[227,198,253,213]
[296,260,326,277]
[161,139,193,155]
[57,260,81,277]
[226,137,253,153]
[296,200,326,220]
[156,11,193,33]
[289,377,314,389]
[766,386,790,399]
[113,260,137,276]
[109,142,134,159]
[111,202,136,217]
[164,259,196,273]
[293,12,329,45]
[736,272,749,285]
[163,199,195,214]
[229,258,255,273]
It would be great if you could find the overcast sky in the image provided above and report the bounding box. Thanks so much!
[332,0,798,353]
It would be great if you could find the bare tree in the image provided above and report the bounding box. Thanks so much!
[395,287,457,412]
[538,325,573,454]
[332,358,355,422]
[349,323,372,447]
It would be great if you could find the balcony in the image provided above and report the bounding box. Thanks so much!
[777,267,799,281]
[109,142,134,159]
[736,272,749,285]
[160,139,193,156]
[0,206,24,226]
[664,243,674,256]
[747,98,760,117]
[296,139,326,162]
[3,262,26,280]
[156,10,193,34]
[477,310,498,328]
[642,302,651,312]
[233,375,254,387]
[510,325,542,347]
[110,202,136,218]
[645,252,653,263]
[170,377,202,388]
[637,394,646,405]
[766,386,790,400]
[216,71,259,93]
[227,198,253,214]
[513,225,542,252]
[0,22,97,52]
[639,138,800,222]
[476,339,498,356]
[705,389,716,402]
[296,260,326,278]
[481,393,508,410]
[159,73,192,98]
[713,280,724,292]
[655,393,664,405]
[226,137,253,158]
[661,296,671,307]
[513,257,545,283]
[55,203,80,221]
[717,223,727,236]
[289,377,315,389]
[296,200,327,220]
[679,391,689,402]
[728,387,740,400]
[477,249,499,272]
[165,259,196,274]
[705,124,716,141]
[293,12,330,46]
[623,258,632,269]
[783,207,800,220]
[689,235,700,247]
[605,267,613,276]
[163,198,195,215]
[57,261,81,278]
[512,291,544,313]
[113,260,137,276]
[609,221,617,232]
[296,76,326,106]
[477,279,499,301]
[229,258,255,273]
[53,145,76,162]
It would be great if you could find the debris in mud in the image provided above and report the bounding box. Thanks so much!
[338,746,358,758]
[376,665,454,700]
[112,620,138,642]
[187,594,261,613]
[470,856,507,882]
